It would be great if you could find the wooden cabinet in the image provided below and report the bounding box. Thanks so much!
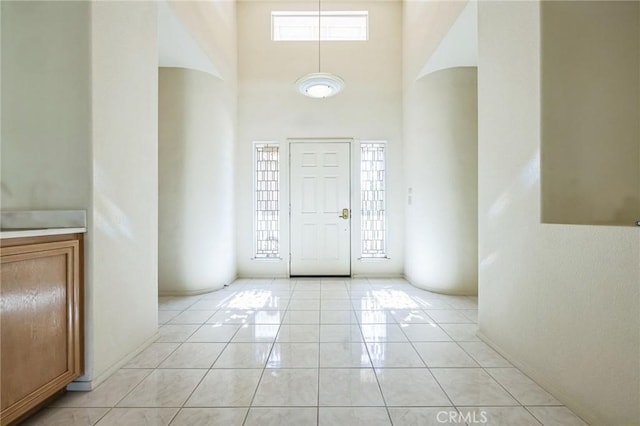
[0,233,83,425]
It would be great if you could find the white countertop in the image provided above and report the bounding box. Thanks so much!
[0,227,87,239]
[1,210,87,240]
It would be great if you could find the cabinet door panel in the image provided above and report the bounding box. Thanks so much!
[0,239,81,424]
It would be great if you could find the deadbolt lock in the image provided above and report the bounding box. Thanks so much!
[339,208,350,219]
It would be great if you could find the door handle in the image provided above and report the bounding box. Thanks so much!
[339,208,350,219]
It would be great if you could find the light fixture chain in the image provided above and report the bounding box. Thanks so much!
[318,0,321,73]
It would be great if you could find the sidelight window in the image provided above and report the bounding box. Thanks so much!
[254,143,280,259]
[360,142,386,258]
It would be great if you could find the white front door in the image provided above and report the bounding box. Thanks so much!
[290,142,351,276]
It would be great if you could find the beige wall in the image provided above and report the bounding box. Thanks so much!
[404,67,478,295]
[402,0,466,87]
[478,2,640,424]
[87,0,159,385]
[1,1,91,209]
[236,0,403,277]
[158,68,236,295]
[541,1,640,226]
[167,0,237,83]
[1,1,159,389]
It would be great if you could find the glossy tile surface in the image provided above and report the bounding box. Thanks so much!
[319,369,384,406]
[37,278,585,426]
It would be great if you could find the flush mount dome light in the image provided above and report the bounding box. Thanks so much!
[296,72,345,98]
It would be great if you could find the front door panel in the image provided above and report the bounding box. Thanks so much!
[290,142,350,276]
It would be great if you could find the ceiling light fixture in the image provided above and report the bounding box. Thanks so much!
[295,0,345,98]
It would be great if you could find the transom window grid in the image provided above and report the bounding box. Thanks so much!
[360,142,386,258]
[254,144,280,259]
[271,11,368,41]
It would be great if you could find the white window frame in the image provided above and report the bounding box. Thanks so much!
[253,142,281,260]
[271,11,369,41]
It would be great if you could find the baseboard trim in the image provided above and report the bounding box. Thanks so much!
[476,330,598,426]
[403,274,478,296]
[66,332,159,392]
[158,285,226,297]
[352,273,404,279]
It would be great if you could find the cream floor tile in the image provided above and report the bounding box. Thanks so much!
[526,406,588,426]
[444,297,478,310]
[212,342,272,368]
[320,310,358,324]
[352,298,387,310]
[424,309,474,324]
[400,323,452,342]
[95,408,178,426]
[200,290,239,300]
[255,292,291,311]
[187,324,240,342]
[367,342,425,367]
[245,408,317,426]
[170,408,247,426]
[22,408,109,426]
[457,407,542,426]
[288,299,322,310]
[320,299,353,310]
[206,310,254,325]
[388,407,464,426]
[30,279,588,426]
[276,324,320,342]
[188,299,227,310]
[168,310,216,324]
[319,369,384,406]
[267,343,319,368]
[487,368,561,406]
[156,325,200,343]
[290,290,321,299]
[389,309,435,324]
[158,298,199,311]
[158,311,181,325]
[117,369,206,407]
[318,407,391,426]
[462,309,478,323]
[158,343,226,369]
[458,342,511,367]
[355,310,397,323]
[440,324,480,341]
[430,368,519,406]
[320,291,350,300]
[282,310,321,324]
[52,369,153,407]
[360,324,409,342]
[319,324,363,342]
[252,369,319,406]
[222,293,288,310]
[375,368,451,406]
[319,342,372,367]
[413,342,479,368]
[185,369,262,407]
[231,324,280,342]
[251,310,285,325]
[124,343,179,368]
[411,297,453,310]
[295,280,321,287]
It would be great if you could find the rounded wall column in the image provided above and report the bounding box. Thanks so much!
[404,67,478,295]
[158,67,236,295]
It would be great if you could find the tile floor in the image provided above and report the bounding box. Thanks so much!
[26,278,589,425]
